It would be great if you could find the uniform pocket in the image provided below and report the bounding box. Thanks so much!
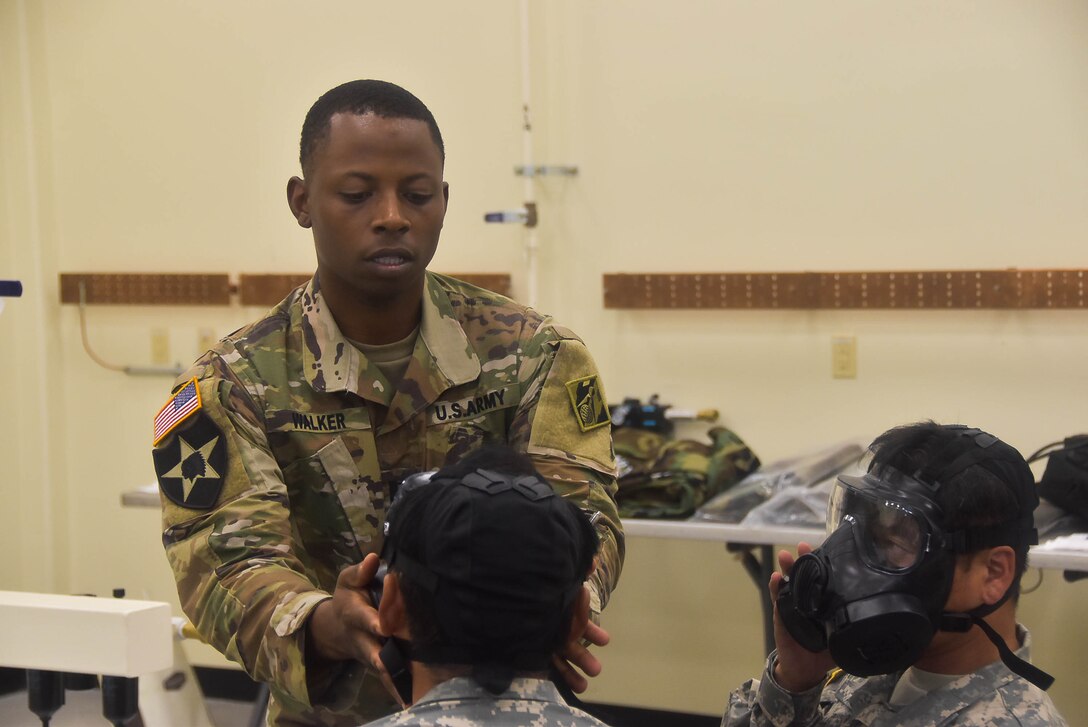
[281,437,381,586]
[316,437,383,548]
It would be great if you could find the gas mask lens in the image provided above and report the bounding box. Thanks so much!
[828,480,927,572]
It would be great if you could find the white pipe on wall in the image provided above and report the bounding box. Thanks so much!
[15,0,57,592]
[520,0,538,308]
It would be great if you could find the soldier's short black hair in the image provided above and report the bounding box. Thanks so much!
[867,421,1036,592]
[299,79,445,174]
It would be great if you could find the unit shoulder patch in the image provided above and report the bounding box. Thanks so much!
[153,411,228,510]
[565,375,610,432]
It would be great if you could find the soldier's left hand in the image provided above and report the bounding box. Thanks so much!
[307,553,405,704]
[770,542,836,692]
[552,586,608,693]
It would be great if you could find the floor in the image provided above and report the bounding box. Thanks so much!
[0,687,254,727]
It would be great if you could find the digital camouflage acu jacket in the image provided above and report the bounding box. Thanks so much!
[722,627,1066,727]
[152,273,624,727]
[362,676,611,727]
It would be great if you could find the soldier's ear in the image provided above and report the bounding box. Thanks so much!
[377,572,410,639]
[981,546,1016,605]
[287,176,311,229]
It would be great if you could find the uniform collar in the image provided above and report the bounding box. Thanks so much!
[413,676,565,707]
[300,275,480,419]
[885,625,1036,716]
[418,271,480,387]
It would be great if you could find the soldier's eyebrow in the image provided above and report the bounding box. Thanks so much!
[339,171,438,184]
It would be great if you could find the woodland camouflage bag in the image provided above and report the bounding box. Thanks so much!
[613,426,760,519]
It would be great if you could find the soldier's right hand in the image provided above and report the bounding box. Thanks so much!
[769,542,836,693]
[307,553,405,705]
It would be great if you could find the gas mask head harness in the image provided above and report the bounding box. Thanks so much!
[777,426,1054,689]
[372,456,598,696]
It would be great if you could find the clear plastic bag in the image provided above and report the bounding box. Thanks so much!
[740,460,868,528]
[692,441,864,523]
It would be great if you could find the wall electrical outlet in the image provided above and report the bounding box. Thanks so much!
[197,327,217,354]
[150,328,170,366]
[831,336,857,379]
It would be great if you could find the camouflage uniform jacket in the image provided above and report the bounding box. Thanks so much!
[722,626,1066,727]
[362,677,612,727]
[153,273,623,727]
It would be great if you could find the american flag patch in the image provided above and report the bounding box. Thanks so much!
[153,377,202,445]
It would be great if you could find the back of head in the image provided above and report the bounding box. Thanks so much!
[382,446,599,694]
[299,79,445,174]
[867,421,1038,589]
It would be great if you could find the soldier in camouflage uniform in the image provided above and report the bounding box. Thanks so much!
[723,626,1064,727]
[151,80,622,727]
[722,422,1066,726]
[363,447,612,727]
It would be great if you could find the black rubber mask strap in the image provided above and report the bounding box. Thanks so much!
[917,436,993,486]
[379,638,414,706]
[970,616,1054,691]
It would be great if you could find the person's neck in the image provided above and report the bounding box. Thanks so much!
[319,277,424,345]
[407,662,549,705]
[410,662,470,704]
[913,602,1019,675]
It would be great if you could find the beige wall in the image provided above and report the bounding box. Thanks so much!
[2,0,1086,721]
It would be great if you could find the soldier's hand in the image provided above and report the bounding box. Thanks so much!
[551,586,608,693]
[770,542,835,693]
[308,554,405,705]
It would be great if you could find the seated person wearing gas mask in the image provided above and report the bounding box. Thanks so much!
[723,421,1066,726]
[362,446,612,727]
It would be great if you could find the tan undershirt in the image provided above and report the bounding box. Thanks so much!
[889,666,962,706]
[348,327,419,388]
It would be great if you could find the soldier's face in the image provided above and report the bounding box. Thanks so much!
[289,112,448,307]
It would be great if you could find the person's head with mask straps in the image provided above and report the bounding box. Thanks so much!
[366,445,613,727]
[723,422,1066,727]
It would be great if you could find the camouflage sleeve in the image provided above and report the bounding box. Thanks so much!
[721,651,823,727]
[153,355,342,712]
[509,320,624,614]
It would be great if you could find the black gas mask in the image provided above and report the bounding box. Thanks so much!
[368,470,438,608]
[777,436,1054,690]
[777,469,958,676]
[366,470,438,706]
